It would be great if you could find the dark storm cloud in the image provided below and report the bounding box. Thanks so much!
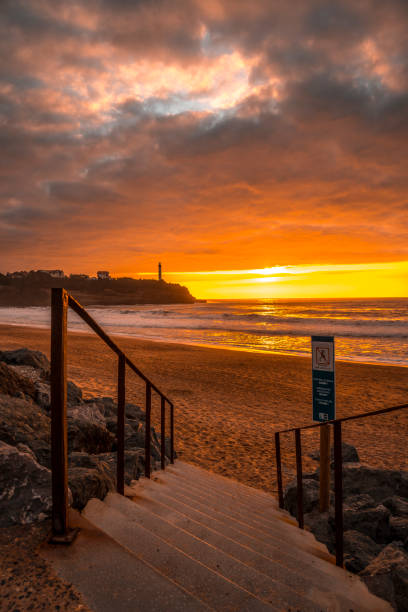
[45,181,121,204]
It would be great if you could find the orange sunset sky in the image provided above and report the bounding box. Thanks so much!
[1,0,407,299]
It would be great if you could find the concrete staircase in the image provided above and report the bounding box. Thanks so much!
[43,461,391,611]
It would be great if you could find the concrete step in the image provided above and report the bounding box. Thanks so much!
[167,462,279,506]
[41,510,211,612]
[105,492,323,612]
[166,463,282,510]
[44,460,391,612]
[83,497,278,611]
[153,468,295,530]
[135,469,301,535]
[126,469,390,611]
[129,474,335,567]
[122,484,361,609]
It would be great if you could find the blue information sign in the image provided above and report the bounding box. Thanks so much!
[312,335,335,422]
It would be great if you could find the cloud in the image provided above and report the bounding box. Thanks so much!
[0,0,407,278]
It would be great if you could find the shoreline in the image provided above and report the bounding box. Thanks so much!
[0,321,407,369]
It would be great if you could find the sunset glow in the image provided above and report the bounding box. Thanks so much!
[1,1,407,299]
[135,262,408,299]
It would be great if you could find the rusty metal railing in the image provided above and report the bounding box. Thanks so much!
[50,288,174,543]
[275,403,408,567]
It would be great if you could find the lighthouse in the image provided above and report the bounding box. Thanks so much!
[158,262,162,281]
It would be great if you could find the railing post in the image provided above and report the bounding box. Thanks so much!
[50,288,77,543]
[145,382,151,478]
[295,428,304,529]
[319,423,331,512]
[333,421,344,567]
[170,403,174,464]
[117,354,125,495]
[275,432,284,508]
[160,396,166,470]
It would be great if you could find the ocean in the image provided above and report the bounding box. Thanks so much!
[0,298,407,366]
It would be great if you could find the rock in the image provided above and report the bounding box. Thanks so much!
[16,442,38,462]
[283,478,320,519]
[0,394,50,467]
[0,441,52,526]
[67,405,114,454]
[336,495,390,544]
[68,466,113,510]
[342,464,408,503]
[125,402,144,421]
[69,449,144,486]
[360,542,408,612]
[126,422,161,461]
[67,380,83,406]
[384,496,408,518]
[0,362,37,400]
[343,530,382,573]
[390,517,408,542]
[0,348,50,372]
[310,441,359,464]
[304,508,334,552]
[84,396,117,418]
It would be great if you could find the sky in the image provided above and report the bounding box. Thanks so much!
[1,0,407,298]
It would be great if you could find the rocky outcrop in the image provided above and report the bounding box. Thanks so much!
[0,348,50,371]
[283,442,408,610]
[284,478,319,519]
[309,441,360,465]
[343,530,381,573]
[0,347,173,526]
[0,394,51,468]
[337,494,391,544]
[0,362,37,400]
[67,404,114,454]
[360,543,408,612]
[0,441,52,526]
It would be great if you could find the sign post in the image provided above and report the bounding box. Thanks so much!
[312,336,335,513]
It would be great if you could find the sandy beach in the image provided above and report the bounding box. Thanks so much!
[1,322,407,610]
[1,323,407,491]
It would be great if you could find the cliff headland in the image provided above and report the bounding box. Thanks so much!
[0,270,197,306]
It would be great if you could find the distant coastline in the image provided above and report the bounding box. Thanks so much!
[0,270,199,306]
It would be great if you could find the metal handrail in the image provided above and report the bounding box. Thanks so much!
[50,288,174,542]
[274,403,408,567]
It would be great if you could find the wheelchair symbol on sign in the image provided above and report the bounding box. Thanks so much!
[315,347,330,367]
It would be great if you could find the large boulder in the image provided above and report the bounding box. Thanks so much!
[0,394,50,467]
[343,530,382,573]
[0,362,37,401]
[0,441,52,526]
[310,441,359,464]
[84,397,117,418]
[69,450,144,485]
[342,464,408,503]
[0,348,50,371]
[360,542,408,612]
[67,404,114,454]
[390,517,408,543]
[304,508,334,552]
[68,467,113,510]
[384,496,408,518]
[334,494,391,544]
[283,478,320,519]
[67,380,83,406]
[126,422,161,461]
